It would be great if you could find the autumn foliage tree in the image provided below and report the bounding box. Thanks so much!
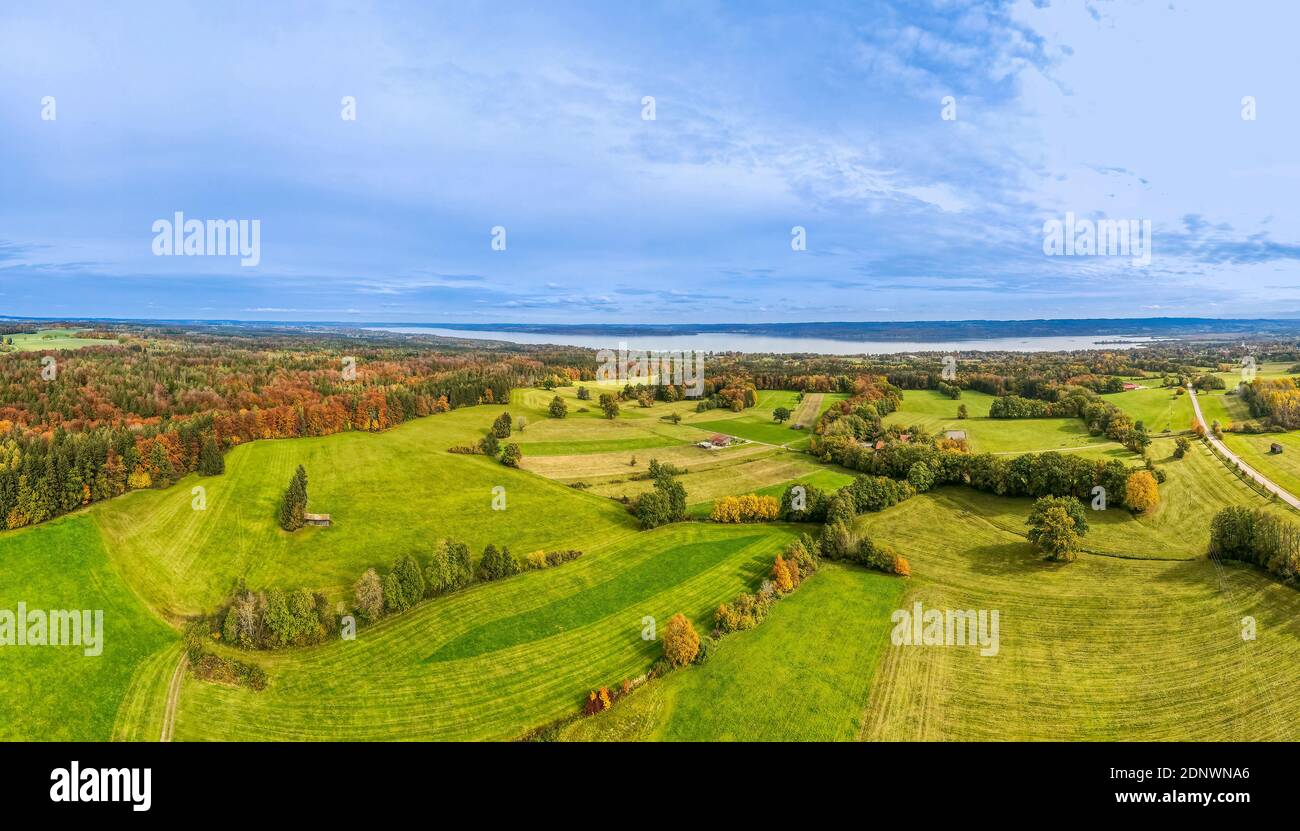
[1125,470,1160,513]
[662,613,700,667]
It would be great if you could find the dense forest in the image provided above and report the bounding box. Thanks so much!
[0,324,590,530]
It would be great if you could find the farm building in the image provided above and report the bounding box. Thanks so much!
[1270,443,1284,454]
[1122,382,1140,390]
[303,512,332,526]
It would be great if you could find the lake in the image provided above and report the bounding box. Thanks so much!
[369,326,1163,356]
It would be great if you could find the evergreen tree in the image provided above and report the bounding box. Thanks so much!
[197,435,224,475]
[278,465,308,531]
[491,412,512,438]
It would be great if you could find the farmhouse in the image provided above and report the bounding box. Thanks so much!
[303,512,332,527]
[1122,382,1140,390]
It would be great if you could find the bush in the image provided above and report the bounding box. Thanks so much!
[500,443,522,467]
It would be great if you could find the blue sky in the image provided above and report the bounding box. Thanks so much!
[2,0,1299,324]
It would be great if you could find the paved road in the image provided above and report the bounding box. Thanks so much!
[1188,386,1300,510]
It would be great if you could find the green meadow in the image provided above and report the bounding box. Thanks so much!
[1105,386,1194,433]
[0,517,173,740]
[560,564,906,741]
[93,408,637,619]
[2,382,1300,742]
[2,328,112,352]
[885,389,1122,454]
[858,489,1300,740]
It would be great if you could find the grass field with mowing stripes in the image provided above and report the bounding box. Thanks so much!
[560,563,906,741]
[170,523,800,740]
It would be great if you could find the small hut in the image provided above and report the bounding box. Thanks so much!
[1270,443,1284,455]
[303,512,332,527]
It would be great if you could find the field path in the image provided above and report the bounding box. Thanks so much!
[790,393,824,429]
[1189,386,1300,510]
[159,653,187,742]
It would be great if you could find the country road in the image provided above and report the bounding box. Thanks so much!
[1189,386,1300,510]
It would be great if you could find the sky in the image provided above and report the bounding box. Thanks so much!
[2,0,1300,325]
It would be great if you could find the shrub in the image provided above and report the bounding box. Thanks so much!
[548,396,568,418]
[772,554,794,592]
[500,443,522,467]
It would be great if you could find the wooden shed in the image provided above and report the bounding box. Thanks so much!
[1270,443,1284,455]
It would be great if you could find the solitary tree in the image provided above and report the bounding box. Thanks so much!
[278,465,308,531]
[599,393,620,419]
[491,412,513,438]
[773,406,791,424]
[576,386,590,401]
[663,613,700,667]
[354,568,384,621]
[1125,470,1160,513]
[548,396,568,418]
[1026,496,1085,562]
[957,404,969,419]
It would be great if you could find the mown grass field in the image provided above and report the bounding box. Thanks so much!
[0,517,174,740]
[169,523,801,740]
[857,489,1300,740]
[559,564,906,741]
[1105,386,1193,434]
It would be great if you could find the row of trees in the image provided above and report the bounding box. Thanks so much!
[1209,506,1300,583]
[709,493,780,523]
[213,539,586,651]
